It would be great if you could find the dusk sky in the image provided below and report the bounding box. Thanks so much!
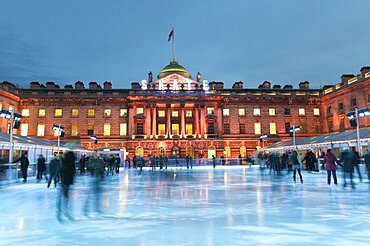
[1,0,370,89]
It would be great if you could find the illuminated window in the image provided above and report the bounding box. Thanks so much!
[0,102,2,110]
[87,123,94,135]
[71,109,78,117]
[299,108,305,115]
[223,109,230,116]
[38,109,46,117]
[254,108,261,116]
[21,109,29,117]
[37,123,45,136]
[186,110,192,117]
[185,123,193,135]
[172,124,179,135]
[158,124,166,135]
[207,107,214,115]
[71,124,78,136]
[238,108,245,116]
[20,123,28,136]
[9,105,14,111]
[104,123,111,136]
[158,110,165,117]
[313,108,320,115]
[172,110,179,117]
[120,109,127,117]
[270,122,276,134]
[55,109,62,117]
[120,123,127,136]
[104,109,111,117]
[269,108,276,116]
[254,122,261,135]
[136,108,144,115]
[88,109,95,117]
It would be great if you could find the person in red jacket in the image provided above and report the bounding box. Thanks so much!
[322,149,340,185]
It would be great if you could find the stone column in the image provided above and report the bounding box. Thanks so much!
[166,103,171,137]
[152,106,157,137]
[200,104,206,138]
[146,105,151,138]
[181,103,185,138]
[128,104,136,137]
[195,105,199,137]
[217,105,222,136]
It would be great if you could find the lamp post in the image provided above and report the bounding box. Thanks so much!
[52,124,64,157]
[90,134,98,151]
[0,109,22,168]
[290,125,301,150]
[346,108,370,155]
[260,133,268,152]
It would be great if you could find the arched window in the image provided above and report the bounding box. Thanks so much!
[136,146,144,157]
[224,146,231,158]
[171,146,181,158]
[208,146,216,159]
[186,146,195,157]
[158,147,165,156]
[240,146,246,158]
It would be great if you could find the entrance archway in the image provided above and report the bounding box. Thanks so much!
[136,146,144,157]
[240,146,246,158]
[224,146,231,158]
[186,146,195,157]
[208,146,216,159]
[171,146,180,158]
[158,147,165,156]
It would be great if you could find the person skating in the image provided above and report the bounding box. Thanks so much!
[36,154,46,181]
[290,151,303,183]
[351,147,362,182]
[13,153,29,182]
[364,149,370,186]
[340,149,355,189]
[321,149,340,185]
[47,156,61,188]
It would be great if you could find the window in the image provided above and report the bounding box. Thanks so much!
[351,98,357,109]
[284,108,291,115]
[268,108,276,116]
[223,109,230,116]
[88,109,95,117]
[299,108,305,116]
[158,124,166,135]
[0,102,2,110]
[172,111,179,117]
[315,125,321,134]
[71,109,78,117]
[186,110,192,117]
[104,123,111,136]
[136,107,144,115]
[254,122,261,135]
[120,123,127,136]
[185,123,193,135]
[339,118,345,132]
[158,110,165,117]
[20,123,28,136]
[328,121,334,133]
[270,122,276,134]
[368,94,370,103]
[38,109,46,117]
[253,108,261,116]
[120,109,127,117]
[71,124,78,136]
[285,122,291,133]
[136,123,144,135]
[87,123,94,136]
[338,103,344,114]
[207,107,214,115]
[55,109,62,117]
[207,122,215,134]
[104,109,111,117]
[9,105,14,111]
[172,123,179,135]
[313,108,320,116]
[238,108,245,116]
[223,123,230,134]
[37,123,45,136]
[21,109,29,117]
[327,106,332,115]
[239,123,246,134]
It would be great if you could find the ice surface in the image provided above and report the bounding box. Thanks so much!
[0,166,369,246]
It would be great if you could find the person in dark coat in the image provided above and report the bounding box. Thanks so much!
[212,155,216,168]
[79,155,86,175]
[36,154,46,181]
[57,151,76,221]
[322,149,340,185]
[351,147,362,182]
[340,149,355,189]
[289,151,303,183]
[13,153,29,182]
[47,157,60,188]
[364,149,370,185]
[115,155,121,174]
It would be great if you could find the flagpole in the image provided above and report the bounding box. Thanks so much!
[172,27,176,61]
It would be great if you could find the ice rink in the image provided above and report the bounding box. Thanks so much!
[0,166,369,246]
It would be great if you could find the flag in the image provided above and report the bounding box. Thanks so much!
[168,28,174,42]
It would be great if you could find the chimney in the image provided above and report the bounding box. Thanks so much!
[103,81,112,89]
[360,66,370,74]
[261,81,271,89]
[341,74,355,83]
[298,81,310,89]
[89,82,100,89]
[322,85,333,90]
[131,82,140,90]
[232,81,243,89]
[272,85,281,89]
[45,81,57,89]
[209,81,224,90]
[75,81,85,89]
[64,84,73,89]
[283,85,293,90]
[30,81,40,89]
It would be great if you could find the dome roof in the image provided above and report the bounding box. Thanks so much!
[157,61,192,79]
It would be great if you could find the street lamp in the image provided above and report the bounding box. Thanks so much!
[259,133,268,152]
[52,124,64,157]
[289,125,301,149]
[346,108,370,155]
[90,134,98,151]
[0,109,22,166]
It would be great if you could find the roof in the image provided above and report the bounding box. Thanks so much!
[157,61,192,79]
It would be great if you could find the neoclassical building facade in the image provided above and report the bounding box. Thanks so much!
[0,61,369,159]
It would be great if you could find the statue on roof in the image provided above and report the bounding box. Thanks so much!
[196,72,202,82]
[148,71,153,83]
